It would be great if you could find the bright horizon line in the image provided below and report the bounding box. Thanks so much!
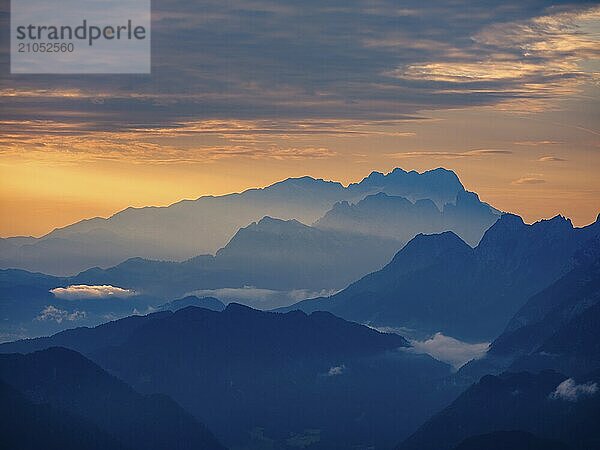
[4,165,599,239]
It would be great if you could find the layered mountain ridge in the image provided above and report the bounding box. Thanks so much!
[282,213,600,340]
[0,167,492,275]
[0,305,456,449]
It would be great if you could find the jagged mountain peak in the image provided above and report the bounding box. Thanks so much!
[256,215,304,226]
[384,231,472,274]
[531,214,573,233]
[491,212,525,228]
[354,167,463,190]
[476,213,526,248]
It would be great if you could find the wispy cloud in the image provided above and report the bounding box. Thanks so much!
[0,119,418,164]
[1,2,597,137]
[538,156,567,162]
[187,286,338,309]
[35,305,87,323]
[514,141,563,146]
[326,365,346,376]
[50,284,137,300]
[512,176,546,185]
[391,6,600,111]
[388,149,512,160]
[550,378,598,402]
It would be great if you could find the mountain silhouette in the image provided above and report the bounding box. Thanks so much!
[315,190,498,246]
[0,168,467,275]
[397,370,600,450]
[0,305,458,449]
[0,214,406,340]
[72,216,401,295]
[0,347,225,450]
[508,300,600,377]
[0,310,171,354]
[283,213,600,340]
[159,295,225,312]
[461,242,600,379]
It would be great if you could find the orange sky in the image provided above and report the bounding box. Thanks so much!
[1,104,598,237]
[1,4,599,237]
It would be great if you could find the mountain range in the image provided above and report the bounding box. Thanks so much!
[0,216,401,341]
[1,165,599,450]
[315,190,498,247]
[0,168,498,275]
[0,304,458,449]
[73,216,402,296]
[283,213,600,340]
[4,210,596,343]
[460,239,600,380]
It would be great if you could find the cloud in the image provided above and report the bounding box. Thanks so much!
[538,156,567,162]
[514,141,563,146]
[50,284,137,300]
[391,5,600,111]
[409,332,489,369]
[187,286,337,310]
[1,2,598,140]
[388,149,512,159]
[511,176,546,185]
[327,365,345,376]
[550,378,598,402]
[35,305,87,323]
[0,118,417,164]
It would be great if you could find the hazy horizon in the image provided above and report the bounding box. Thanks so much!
[1,2,599,235]
[2,164,599,238]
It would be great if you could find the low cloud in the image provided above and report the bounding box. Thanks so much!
[550,378,598,402]
[50,284,137,300]
[187,286,337,310]
[35,305,87,323]
[511,177,546,185]
[409,332,489,369]
[538,156,567,162]
[327,365,346,376]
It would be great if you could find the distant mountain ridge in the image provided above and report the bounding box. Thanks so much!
[158,295,226,312]
[315,190,498,246]
[72,216,402,295]
[282,213,600,340]
[0,216,403,341]
[0,167,474,275]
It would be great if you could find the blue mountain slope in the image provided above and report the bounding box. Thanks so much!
[0,347,225,450]
[0,305,457,449]
[397,370,600,450]
[460,240,600,379]
[73,216,402,294]
[283,213,600,340]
